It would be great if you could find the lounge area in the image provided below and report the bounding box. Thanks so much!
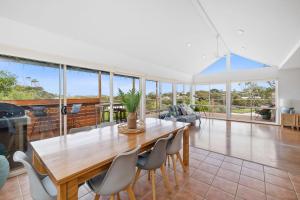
[1,0,300,200]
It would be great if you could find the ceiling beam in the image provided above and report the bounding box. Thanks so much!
[191,0,230,53]
[279,39,300,69]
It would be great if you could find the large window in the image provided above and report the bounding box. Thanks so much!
[210,84,226,119]
[195,83,226,119]
[176,84,190,104]
[146,80,159,116]
[160,82,173,110]
[231,80,276,122]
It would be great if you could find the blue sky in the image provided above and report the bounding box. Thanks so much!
[201,53,268,75]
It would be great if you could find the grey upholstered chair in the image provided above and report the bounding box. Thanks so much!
[132,134,173,200]
[87,145,140,200]
[0,155,9,189]
[13,151,56,200]
[166,128,185,186]
[69,125,94,134]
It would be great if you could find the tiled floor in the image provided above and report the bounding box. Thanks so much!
[189,119,300,174]
[1,146,300,200]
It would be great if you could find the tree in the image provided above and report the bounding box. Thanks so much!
[0,70,17,96]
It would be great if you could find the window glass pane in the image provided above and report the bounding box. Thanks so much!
[146,80,158,113]
[231,54,269,70]
[201,56,226,75]
[101,72,110,103]
[0,57,59,100]
[176,84,190,104]
[210,84,226,106]
[195,84,209,105]
[0,56,60,170]
[160,82,172,110]
[231,80,276,123]
[67,66,98,98]
[113,74,138,103]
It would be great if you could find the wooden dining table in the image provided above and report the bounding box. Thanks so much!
[31,118,190,200]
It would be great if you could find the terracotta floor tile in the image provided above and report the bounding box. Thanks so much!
[243,161,264,172]
[205,186,235,200]
[212,176,238,195]
[241,166,265,181]
[265,173,294,190]
[289,173,300,184]
[221,161,242,174]
[0,177,22,200]
[190,152,207,161]
[192,170,215,184]
[181,177,210,197]
[189,158,202,168]
[236,185,267,200]
[292,181,300,193]
[204,157,223,167]
[266,183,297,200]
[197,162,219,175]
[224,156,243,166]
[175,189,204,200]
[217,168,240,183]
[190,147,210,156]
[264,166,289,179]
[239,175,265,193]
[208,152,225,161]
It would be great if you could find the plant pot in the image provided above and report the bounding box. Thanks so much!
[127,112,137,129]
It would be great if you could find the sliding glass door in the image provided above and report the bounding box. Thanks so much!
[66,66,100,133]
[0,56,63,170]
[231,80,276,123]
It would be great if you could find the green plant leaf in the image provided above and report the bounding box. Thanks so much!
[118,88,141,112]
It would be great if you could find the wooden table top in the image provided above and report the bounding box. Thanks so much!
[31,118,188,184]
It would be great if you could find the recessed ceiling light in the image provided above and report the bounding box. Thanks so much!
[202,55,206,59]
[237,29,245,36]
[186,43,192,47]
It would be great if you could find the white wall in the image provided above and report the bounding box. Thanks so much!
[278,68,300,112]
[0,17,192,83]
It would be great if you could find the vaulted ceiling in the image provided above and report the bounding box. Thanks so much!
[0,0,299,81]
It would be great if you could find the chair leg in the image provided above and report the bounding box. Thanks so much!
[148,170,151,181]
[132,168,141,188]
[127,185,136,200]
[171,154,179,186]
[110,194,115,200]
[94,194,100,200]
[167,155,170,167]
[117,193,121,200]
[160,164,171,193]
[176,152,185,172]
[150,170,156,200]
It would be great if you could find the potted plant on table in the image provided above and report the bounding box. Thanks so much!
[118,88,141,129]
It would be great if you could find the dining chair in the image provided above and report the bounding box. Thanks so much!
[69,125,94,134]
[87,145,141,200]
[69,104,82,128]
[13,151,56,200]
[0,155,9,189]
[166,128,185,186]
[132,134,173,200]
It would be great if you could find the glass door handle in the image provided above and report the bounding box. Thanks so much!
[61,106,67,115]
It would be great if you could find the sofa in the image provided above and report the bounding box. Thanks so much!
[159,104,201,126]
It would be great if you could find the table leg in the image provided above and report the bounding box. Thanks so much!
[57,183,67,200]
[67,179,78,200]
[183,126,189,166]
